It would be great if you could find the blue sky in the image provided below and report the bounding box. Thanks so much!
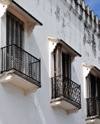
[84,0,100,19]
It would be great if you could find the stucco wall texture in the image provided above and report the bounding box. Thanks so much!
[0,0,100,124]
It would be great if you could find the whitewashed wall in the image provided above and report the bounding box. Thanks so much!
[0,0,100,124]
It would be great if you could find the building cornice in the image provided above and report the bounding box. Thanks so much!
[0,0,11,4]
[60,0,100,38]
[0,0,11,17]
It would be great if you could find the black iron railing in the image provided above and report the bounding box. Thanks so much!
[51,75,81,108]
[87,97,100,117]
[1,44,41,86]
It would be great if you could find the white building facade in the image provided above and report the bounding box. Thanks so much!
[0,0,100,124]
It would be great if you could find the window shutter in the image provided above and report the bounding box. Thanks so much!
[15,20,18,46]
[67,54,71,80]
[97,77,100,98]
[11,17,14,44]
[6,12,23,48]
[87,73,96,98]
[62,53,71,79]
[20,23,23,48]
[54,44,62,97]
[55,44,62,76]
[6,14,10,46]
[91,74,96,97]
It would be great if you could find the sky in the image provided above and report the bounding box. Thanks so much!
[84,0,100,19]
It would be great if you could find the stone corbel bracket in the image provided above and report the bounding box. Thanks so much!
[0,70,14,83]
[83,64,100,78]
[0,0,11,17]
[83,64,92,77]
[26,21,37,37]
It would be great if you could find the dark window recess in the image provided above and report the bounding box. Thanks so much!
[86,73,96,98]
[86,73,100,118]
[97,78,100,98]
[54,44,71,78]
[62,53,71,79]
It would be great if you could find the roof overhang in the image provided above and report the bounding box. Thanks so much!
[83,64,100,77]
[48,37,81,57]
[0,0,42,25]
[10,0,42,26]
[0,0,43,35]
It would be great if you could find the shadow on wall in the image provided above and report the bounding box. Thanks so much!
[25,33,50,123]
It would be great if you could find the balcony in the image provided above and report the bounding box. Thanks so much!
[86,97,100,124]
[0,44,41,95]
[50,75,81,114]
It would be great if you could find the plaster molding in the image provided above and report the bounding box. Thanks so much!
[83,65,91,77]
[83,64,100,78]
[26,21,37,37]
[0,70,14,83]
[67,108,78,115]
[0,74,13,83]
[0,0,11,4]
[86,119,96,124]
[0,0,11,17]
[24,86,38,95]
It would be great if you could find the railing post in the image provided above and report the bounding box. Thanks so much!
[96,97,100,116]
[4,47,6,71]
[62,75,63,97]
[51,78,53,99]
[1,48,3,73]
[39,58,41,83]
[96,97,98,115]
[51,77,54,99]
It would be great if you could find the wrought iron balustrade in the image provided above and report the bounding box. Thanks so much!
[1,44,41,85]
[87,97,100,117]
[51,75,81,108]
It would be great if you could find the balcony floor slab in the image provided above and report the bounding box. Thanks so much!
[0,70,41,95]
[50,97,80,114]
